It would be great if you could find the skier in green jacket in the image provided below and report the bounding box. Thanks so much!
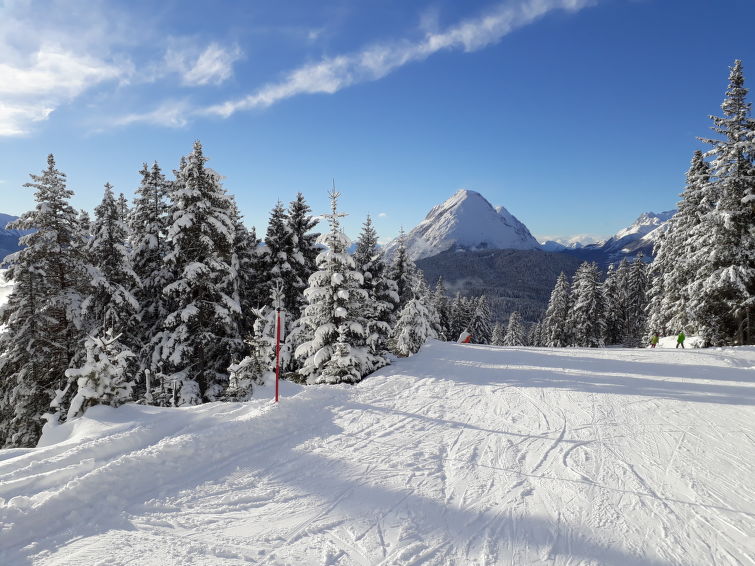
[650,332,659,348]
[676,331,686,349]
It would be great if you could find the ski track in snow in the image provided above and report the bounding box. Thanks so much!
[1,341,754,565]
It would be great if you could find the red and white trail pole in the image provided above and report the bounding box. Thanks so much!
[275,307,281,403]
[271,281,285,404]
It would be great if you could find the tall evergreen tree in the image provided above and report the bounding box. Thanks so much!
[689,60,755,345]
[448,292,472,342]
[77,209,93,237]
[543,272,571,347]
[602,264,623,345]
[353,215,398,358]
[647,151,711,337]
[84,183,140,340]
[503,311,527,346]
[296,190,383,383]
[262,201,301,318]
[159,141,243,404]
[490,322,505,346]
[390,282,433,357]
[528,319,545,347]
[431,277,451,340]
[568,262,605,348]
[467,295,492,344]
[228,202,261,343]
[0,155,89,447]
[387,229,419,311]
[116,192,130,225]
[129,163,172,378]
[287,193,320,319]
[623,254,649,347]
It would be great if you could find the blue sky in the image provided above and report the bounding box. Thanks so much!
[1,0,754,243]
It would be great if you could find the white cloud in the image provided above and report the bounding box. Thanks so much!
[202,0,596,118]
[378,212,388,218]
[164,42,243,87]
[0,2,134,136]
[0,46,128,136]
[0,2,242,135]
[111,100,192,129]
[536,233,605,245]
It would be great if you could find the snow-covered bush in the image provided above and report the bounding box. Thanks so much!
[63,331,135,420]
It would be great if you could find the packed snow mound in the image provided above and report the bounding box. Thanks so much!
[384,189,540,261]
[1,341,754,565]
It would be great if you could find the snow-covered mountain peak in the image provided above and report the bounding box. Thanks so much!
[614,210,675,240]
[385,189,540,261]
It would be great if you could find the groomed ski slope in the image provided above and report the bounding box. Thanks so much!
[1,341,754,565]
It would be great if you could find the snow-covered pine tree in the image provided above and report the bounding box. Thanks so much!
[160,141,243,404]
[431,277,451,340]
[607,258,631,344]
[228,201,261,344]
[623,254,649,347]
[689,60,755,345]
[296,189,380,383]
[490,322,505,346]
[116,192,130,225]
[543,272,571,347]
[503,311,527,346]
[647,151,711,338]
[353,215,399,359]
[262,201,302,319]
[62,330,135,420]
[84,183,140,343]
[568,262,606,348]
[77,209,93,238]
[528,319,544,347]
[390,282,433,357]
[448,292,472,342]
[602,264,623,345]
[129,162,172,380]
[0,155,90,447]
[287,193,320,320]
[387,228,419,311]
[226,307,276,400]
[467,295,492,344]
[415,276,442,340]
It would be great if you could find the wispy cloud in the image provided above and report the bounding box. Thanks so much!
[163,42,243,87]
[378,212,388,218]
[111,100,193,129]
[201,0,596,119]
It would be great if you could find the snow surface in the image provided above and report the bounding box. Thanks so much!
[384,189,540,261]
[2,341,754,565]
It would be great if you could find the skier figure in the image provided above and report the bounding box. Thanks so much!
[676,330,686,349]
[650,332,659,348]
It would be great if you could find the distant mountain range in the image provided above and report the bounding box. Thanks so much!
[386,190,676,324]
[385,189,674,266]
[543,210,674,264]
[0,214,24,263]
